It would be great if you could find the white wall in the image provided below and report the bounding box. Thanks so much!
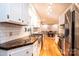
[41,24,59,32]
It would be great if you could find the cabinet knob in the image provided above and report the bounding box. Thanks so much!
[19,18,21,21]
[7,14,9,19]
[22,20,24,22]
[26,51,29,54]
[9,54,11,56]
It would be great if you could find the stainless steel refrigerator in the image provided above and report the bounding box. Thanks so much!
[64,4,79,56]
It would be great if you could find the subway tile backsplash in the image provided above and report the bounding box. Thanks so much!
[0,23,30,44]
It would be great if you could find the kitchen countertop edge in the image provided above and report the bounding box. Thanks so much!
[0,38,37,50]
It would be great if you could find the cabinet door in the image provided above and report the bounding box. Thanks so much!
[21,4,29,24]
[9,3,22,22]
[0,4,10,21]
[0,3,29,24]
[9,49,32,56]
[8,46,33,56]
[33,40,39,56]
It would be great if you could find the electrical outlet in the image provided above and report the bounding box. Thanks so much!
[25,28,27,32]
[9,32,13,36]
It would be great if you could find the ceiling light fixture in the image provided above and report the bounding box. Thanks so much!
[47,3,53,17]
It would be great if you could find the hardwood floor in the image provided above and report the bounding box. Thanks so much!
[39,35,62,56]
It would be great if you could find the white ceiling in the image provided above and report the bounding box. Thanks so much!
[32,3,71,25]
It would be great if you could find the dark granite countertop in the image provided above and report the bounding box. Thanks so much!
[0,33,43,50]
[0,36,37,50]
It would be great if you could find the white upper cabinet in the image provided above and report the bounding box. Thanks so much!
[9,4,22,22]
[0,4,10,21]
[0,3,29,26]
[21,4,29,24]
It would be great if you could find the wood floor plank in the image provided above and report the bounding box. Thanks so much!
[39,35,62,56]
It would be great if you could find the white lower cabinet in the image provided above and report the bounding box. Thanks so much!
[8,49,32,56]
[0,45,33,56]
[0,40,41,56]
[8,45,33,56]
[33,40,41,56]
[33,40,38,56]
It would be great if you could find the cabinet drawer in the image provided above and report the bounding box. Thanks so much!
[8,45,33,56]
[8,48,32,56]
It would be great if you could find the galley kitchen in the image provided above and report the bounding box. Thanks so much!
[0,3,79,56]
